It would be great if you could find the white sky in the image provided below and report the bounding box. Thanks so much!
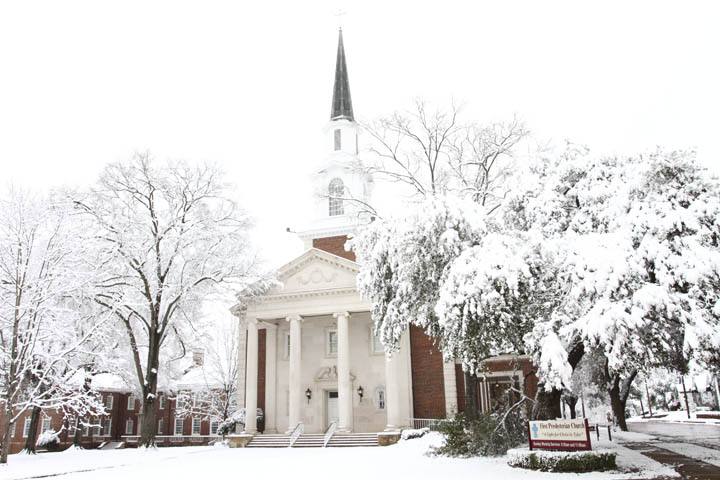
[2,0,719,269]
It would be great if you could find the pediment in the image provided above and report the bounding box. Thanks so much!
[265,248,359,296]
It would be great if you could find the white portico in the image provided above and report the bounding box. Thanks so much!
[233,248,413,435]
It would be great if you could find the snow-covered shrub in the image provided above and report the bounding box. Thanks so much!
[217,408,264,436]
[431,412,526,457]
[401,427,430,440]
[36,430,61,450]
[507,448,616,472]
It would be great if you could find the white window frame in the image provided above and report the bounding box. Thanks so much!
[10,421,16,438]
[328,178,344,216]
[41,417,51,432]
[127,394,136,411]
[83,423,89,436]
[158,419,164,435]
[370,327,384,354]
[192,417,201,436]
[326,329,338,357]
[105,395,113,410]
[103,419,112,437]
[23,418,31,437]
[159,394,166,410]
[375,386,386,410]
[125,419,133,435]
[210,420,219,435]
[92,424,100,436]
[174,418,184,436]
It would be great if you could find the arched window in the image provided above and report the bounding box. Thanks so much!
[375,387,386,410]
[328,178,344,216]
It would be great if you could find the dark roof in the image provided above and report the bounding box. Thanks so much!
[330,29,354,121]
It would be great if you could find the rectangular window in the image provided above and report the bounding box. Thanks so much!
[125,419,133,435]
[377,388,386,410]
[283,332,291,360]
[127,394,136,410]
[371,328,385,354]
[83,424,89,436]
[192,417,201,436]
[41,417,51,432]
[210,421,219,435]
[92,424,100,436]
[174,418,183,436]
[159,395,166,410]
[158,419,164,435]
[10,421,16,438]
[105,395,113,410]
[104,419,112,436]
[23,418,31,437]
[327,329,338,356]
[334,129,341,151]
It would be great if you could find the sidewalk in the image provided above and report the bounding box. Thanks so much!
[623,441,720,479]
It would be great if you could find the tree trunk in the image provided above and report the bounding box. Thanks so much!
[139,344,160,448]
[0,418,11,464]
[22,406,42,454]
[532,342,585,420]
[73,416,83,447]
[564,395,579,419]
[608,370,638,431]
[464,372,480,418]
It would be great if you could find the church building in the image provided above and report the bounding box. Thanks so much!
[231,30,537,444]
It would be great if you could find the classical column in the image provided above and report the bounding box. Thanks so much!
[287,314,303,432]
[443,360,458,418]
[244,317,259,433]
[334,311,352,432]
[264,323,278,433]
[385,351,401,431]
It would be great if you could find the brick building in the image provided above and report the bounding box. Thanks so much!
[1,366,228,454]
[231,30,537,438]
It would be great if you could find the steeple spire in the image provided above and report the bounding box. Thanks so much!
[330,29,354,121]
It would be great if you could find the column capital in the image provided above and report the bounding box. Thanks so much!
[286,314,303,323]
[246,316,258,326]
[332,311,350,319]
[230,303,247,320]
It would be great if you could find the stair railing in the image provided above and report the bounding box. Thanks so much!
[323,422,337,448]
[288,422,304,448]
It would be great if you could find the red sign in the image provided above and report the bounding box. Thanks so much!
[527,419,591,451]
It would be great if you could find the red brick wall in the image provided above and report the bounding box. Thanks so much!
[485,357,538,400]
[455,364,466,413]
[409,325,446,419]
[312,235,356,261]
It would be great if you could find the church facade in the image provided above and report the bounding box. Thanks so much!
[231,30,537,437]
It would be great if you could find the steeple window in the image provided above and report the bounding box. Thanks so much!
[328,178,344,216]
[334,129,342,151]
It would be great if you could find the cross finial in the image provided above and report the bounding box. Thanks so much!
[334,9,346,29]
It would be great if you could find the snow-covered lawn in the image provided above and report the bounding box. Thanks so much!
[628,410,720,425]
[2,433,676,480]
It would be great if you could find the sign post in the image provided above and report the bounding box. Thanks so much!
[527,418,592,451]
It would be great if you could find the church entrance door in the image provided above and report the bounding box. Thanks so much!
[327,391,339,427]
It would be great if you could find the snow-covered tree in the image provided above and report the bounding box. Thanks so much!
[73,153,260,447]
[525,150,720,427]
[0,190,108,463]
[173,315,239,432]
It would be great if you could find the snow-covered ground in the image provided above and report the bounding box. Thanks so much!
[2,433,677,480]
[627,410,720,424]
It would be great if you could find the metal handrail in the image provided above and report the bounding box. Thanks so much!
[288,422,304,448]
[323,422,337,448]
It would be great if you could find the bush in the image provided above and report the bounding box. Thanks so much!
[36,430,61,451]
[507,449,617,472]
[217,408,264,436]
[431,411,526,457]
[401,427,430,440]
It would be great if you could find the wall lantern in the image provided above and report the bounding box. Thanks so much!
[305,388,312,403]
[357,385,364,401]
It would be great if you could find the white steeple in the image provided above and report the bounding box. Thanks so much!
[297,29,373,253]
